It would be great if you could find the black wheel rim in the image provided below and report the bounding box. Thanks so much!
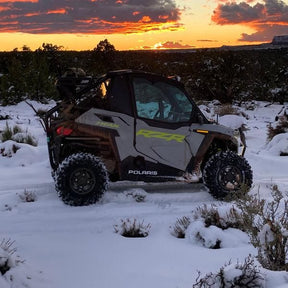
[69,168,96,195]
[218,165,244,191]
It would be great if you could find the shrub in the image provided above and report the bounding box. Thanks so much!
[0,143,20,157]
[1,123,37,146]
[114,218,151,238]
[170,216,191,238]
[12,125,21,134]
[1,122,13,142]
[192,255,265,288]
[236,185,288,271]
[18,189,37,202]
[0,115,10,120]
[216,104,238,116]
[267,117,288,141]
[192,204,244,231]
[124,188,147,202]
[187,204,248,249]
[0,239,17,275]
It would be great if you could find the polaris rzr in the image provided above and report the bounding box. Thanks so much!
[44,69,252,206]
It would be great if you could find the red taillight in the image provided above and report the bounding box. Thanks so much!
[56,126,73,136]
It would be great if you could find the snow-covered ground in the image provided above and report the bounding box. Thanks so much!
[0,100,288,288]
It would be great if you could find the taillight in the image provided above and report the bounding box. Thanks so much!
[56,126,73,136]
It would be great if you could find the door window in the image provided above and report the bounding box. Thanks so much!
[133,77,193,123]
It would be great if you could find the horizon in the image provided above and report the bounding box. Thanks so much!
[0,0,287,52]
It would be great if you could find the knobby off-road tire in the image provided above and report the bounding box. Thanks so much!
[55,153,108,206]
[203,151,253,199]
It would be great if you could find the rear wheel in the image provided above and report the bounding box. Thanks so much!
[55,153,108,206]
[203,151,252,199]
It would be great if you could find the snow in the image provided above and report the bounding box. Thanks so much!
[0,100,288,287]
[218,114,247,129]
[265,133,288,156]
[186,219,250,248]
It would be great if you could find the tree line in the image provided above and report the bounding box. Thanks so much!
[0,39,287,105]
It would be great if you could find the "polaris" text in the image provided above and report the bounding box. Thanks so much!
[128,170,158,176]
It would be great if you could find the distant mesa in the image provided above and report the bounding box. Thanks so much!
[219,35,288,51]
[272,35,288,46]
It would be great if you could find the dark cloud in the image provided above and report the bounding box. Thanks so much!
[212,0,288,42]
[0,0,182,34]
[240,24,288,41]
[212,1,264,24]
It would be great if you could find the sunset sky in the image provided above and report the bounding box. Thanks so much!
[0,0,288,51]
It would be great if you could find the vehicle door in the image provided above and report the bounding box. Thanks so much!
[132,75,199,171]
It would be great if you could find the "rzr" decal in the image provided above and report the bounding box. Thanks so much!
[96,121,119,129]
[136,129,185,143]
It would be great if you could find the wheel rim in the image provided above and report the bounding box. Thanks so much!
[69,168,96,195]
[218,165,244,191]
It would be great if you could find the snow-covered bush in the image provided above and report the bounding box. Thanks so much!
[114,218,151,238]
[18,189,37,203]
[1,123,14,142]
[267,113,288,142]
[0,239,44,288]
[1,123,37,147]
[0,239,27,284]
[236,185,288,271]
[265,133,288,156]
[187,219,249,249]
[0,141,19,157]
[186,204,249,249]
[0,239,16,275]
[192,204,243,231]
[12,132,37,147]
[124,188,147,203]
[0,114,10,121]
[239,100,257,111]
[192,255,265,288]
[216,104,238,116]
[170,216,191,238]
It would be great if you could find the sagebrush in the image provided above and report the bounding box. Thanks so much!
[192,255,264,288]
[192,204,244,231]
[0,239,17,275]
[1,122,37,146]
[236,185,288,271]
[170,216,191,238]
[18,189,37,202]
[114,218,151,238]
[267,117,288,141]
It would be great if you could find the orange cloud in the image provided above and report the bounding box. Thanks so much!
[0,6,9,12]
[159,15,169,20]
[25,12,39,17]
[47,9,66,15]
[140,16,152,23]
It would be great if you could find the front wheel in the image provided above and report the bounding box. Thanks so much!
[203,151,253,199]
[55,153,108,206]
